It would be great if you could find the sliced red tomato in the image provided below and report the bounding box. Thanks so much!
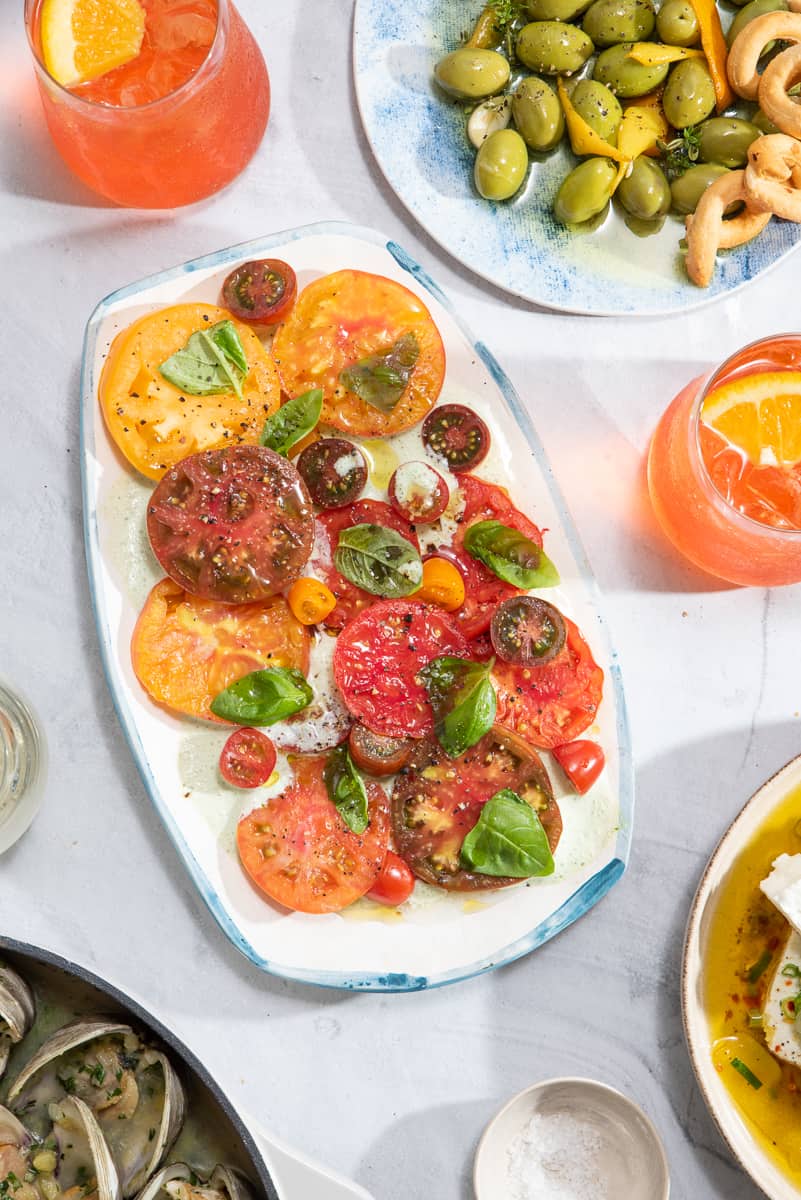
[237,755,390,913]
[271,270,446,438]
[449,475,544,638]
[493,619,604,749]
[348,725,413,776]
[388,461,449,524]
[146,444,315,603]
[131,578,310,721]
[221,260,297,326]
[368,852,415,905]
[315,500,419,630]
[552,740,606,794]
[333,599,470,739]
[219,729,277,789]
[392,725,561,890]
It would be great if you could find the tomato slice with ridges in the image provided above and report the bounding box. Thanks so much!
[493,619,604,749]
[333,599,470,739]
[271,270,446,438]
[146,444,315,604]
[392,725,561,890]
[221,259,297,326]
[237,755,390,913]
[99,303,281,480]
[131,578,310,722]
[314,499,419,630]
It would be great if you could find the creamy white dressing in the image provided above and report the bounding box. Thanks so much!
[268,629,351,755]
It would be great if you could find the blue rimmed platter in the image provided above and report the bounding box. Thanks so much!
[81,221,633,990]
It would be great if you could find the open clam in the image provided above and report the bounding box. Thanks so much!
[0,965,35,1078]
[0,1097,120,1200]
[7,1020,185,1198]
[136,1163,254,1200]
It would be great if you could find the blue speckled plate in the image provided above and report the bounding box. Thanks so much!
[82,222,633,991]
[353,0,801,315]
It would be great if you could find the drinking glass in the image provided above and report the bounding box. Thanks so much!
[0,683,46,854]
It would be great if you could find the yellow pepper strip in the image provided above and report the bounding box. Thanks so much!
[686,0,735,110]
[627,42,706,65]
[466,6,502,49]
[617,104,669,160]
[557,78,626,162]
[287,578,337,625]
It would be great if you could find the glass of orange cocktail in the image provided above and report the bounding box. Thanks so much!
[25,0,270,208]
[648,335,801,587]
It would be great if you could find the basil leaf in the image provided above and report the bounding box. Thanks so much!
[420,656,497,758]
[260,389,323,456]
[463,520,560,589]
[460,789,555,878]
[339,332,420,413]
[159,320,248,399]
[335,523,423,597]
[210,667,312,726]
[324,745,369,835]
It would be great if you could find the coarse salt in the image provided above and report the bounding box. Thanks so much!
[507,1111,609,1200]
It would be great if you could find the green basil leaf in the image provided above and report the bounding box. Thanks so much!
[460,789,555,878]
[339,332,420,413]
[463,520,560,589]
[324,745,369,835]
[335,523,423,597]
[159,320,248,399]
[210,667,312,726]
[260,389,323,456]
[420,655,497,758]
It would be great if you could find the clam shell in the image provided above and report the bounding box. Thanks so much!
[53,1096,121,1200]
[0,1102,32,1148]
[124,1052,185,1197]
[7,1019,130,1102]
[0,965,35,1078]
[135,1163,253,1200]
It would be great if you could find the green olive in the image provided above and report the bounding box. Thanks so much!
[475,129,529,199]
[593,43,670,96]
[655,0,701,46]
[753,107,782,134]
[697,117,761,167]
[670,163,730,213]
[727,0,788,45]
[662,58,716,129]
[434,49,511,100]
[569,79,623,144]
[554,157,619,223]
[526,0,594,20]
[582,0,655,47]
[512,76,565,150]
[516,21,595,75]
[617,156,671,219]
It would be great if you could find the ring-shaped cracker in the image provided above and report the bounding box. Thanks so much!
[758,44,801,139]
[685,170,772,287]
[744,131,801,217]
[728,11,801,99]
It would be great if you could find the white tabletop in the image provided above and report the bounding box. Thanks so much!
[1,3,798,1197]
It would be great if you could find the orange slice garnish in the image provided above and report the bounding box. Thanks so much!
[40,0,146,88]
[701,371,801,467]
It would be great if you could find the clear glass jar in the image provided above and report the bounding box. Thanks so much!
[0,684,46,854]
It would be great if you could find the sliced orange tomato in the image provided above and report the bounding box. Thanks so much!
[99,303,281,481]
[271,271,446,438]
[131,578,309,722]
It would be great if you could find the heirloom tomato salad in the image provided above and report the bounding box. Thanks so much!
[98,260,606,916]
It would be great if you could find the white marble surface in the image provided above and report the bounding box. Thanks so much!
[1,3,800,1197]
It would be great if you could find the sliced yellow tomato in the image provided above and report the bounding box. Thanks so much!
[131,578,310,722]
[40,0,146,87]
[701,371,801,466]
[99,303,281,480]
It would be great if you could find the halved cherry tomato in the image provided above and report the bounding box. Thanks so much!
[415,556,465,612]
[219,728,277,789]
[493,619,604,749]
[297,438,368,509]
[99,303,281,481]
[131,578,310,721]
[236,755,390,914]
[552,740,606,794]
[221,259,297,326]
[146,444,315,603]
[368,852,415,905]
[271,270,446,438]
[333,599,470,739]
[314,500,419,629]
[388,461,449,524]
[287,577,337,625]
[490,597,567,666]
[392,725,561,890]
[422,404,490,472]
[450,475,544,638]
[348,724,413,776]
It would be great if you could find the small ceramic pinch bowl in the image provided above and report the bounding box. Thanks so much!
[474,1077,670,1199]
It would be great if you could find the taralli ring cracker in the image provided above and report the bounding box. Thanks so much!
[685,169,772,287]
[758,43,801,141]
[727,11,801,100]
[745,132,801,219]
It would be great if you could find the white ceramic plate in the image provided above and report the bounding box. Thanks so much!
[352,0,801,316]
[683,753,801,1199]
[81,221,633,991]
